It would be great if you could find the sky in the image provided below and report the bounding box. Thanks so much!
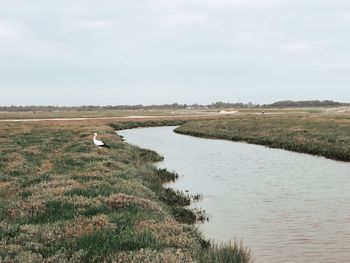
[0,0,349,106]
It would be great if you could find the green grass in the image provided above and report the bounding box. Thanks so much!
[0,120,252,262]
[175,114,350,161]
[198,240,252,263]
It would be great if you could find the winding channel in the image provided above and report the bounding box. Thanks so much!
[119,126,350,263]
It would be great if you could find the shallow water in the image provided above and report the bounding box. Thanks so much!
[119,126,350,263]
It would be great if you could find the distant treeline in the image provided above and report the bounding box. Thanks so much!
[262,100,350,108]
[0,100,348,112]
[0,102,254,112]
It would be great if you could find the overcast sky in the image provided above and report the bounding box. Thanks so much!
[0,0,349,105]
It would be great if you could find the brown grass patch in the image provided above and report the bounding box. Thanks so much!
[114,248,194,263]
[0,181,10,188]
[136,219,198,249]
[108,194,162,211]
[25,145,41,154]
[65,215,117,239]
[5,152,25,170]
[32,177,84,196]
[39,160,53,172]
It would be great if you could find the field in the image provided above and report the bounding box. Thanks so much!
[0,106,343,120]
[0,110,170,120]
[0,108,218,120]
[1,108,349,262]
[175,112,350,161]
[0,118,251,263]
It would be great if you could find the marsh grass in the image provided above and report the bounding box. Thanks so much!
[175,114,350,161]
[0,120,252,262]
[110,119,185,131]
[138,148,164,162]
[199,240,253,263]
[156,168,179,182]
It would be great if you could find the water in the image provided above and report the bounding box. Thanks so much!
[119,126,350,263]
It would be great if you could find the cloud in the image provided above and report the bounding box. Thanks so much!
[0,21,22,42]
[236,30,316,52]
[77,20,113,30]
[201,0,273,8]
[0,0,349,105]
[156,0,273,8]
[161,13,207,26]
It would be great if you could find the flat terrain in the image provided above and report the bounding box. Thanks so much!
[2,106,347,120]
[0,118,250,263]
[0,110,169,120]
[0,109,218,120]
[1,108,349,262]
[176,112,350,161]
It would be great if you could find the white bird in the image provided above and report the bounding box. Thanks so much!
[93,133,110,149]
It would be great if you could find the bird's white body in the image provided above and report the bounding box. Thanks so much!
[93,133,108,148]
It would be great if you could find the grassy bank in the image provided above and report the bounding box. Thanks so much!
[110,119,186,131]
[0,120,251,262]
[175,114,350,161]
